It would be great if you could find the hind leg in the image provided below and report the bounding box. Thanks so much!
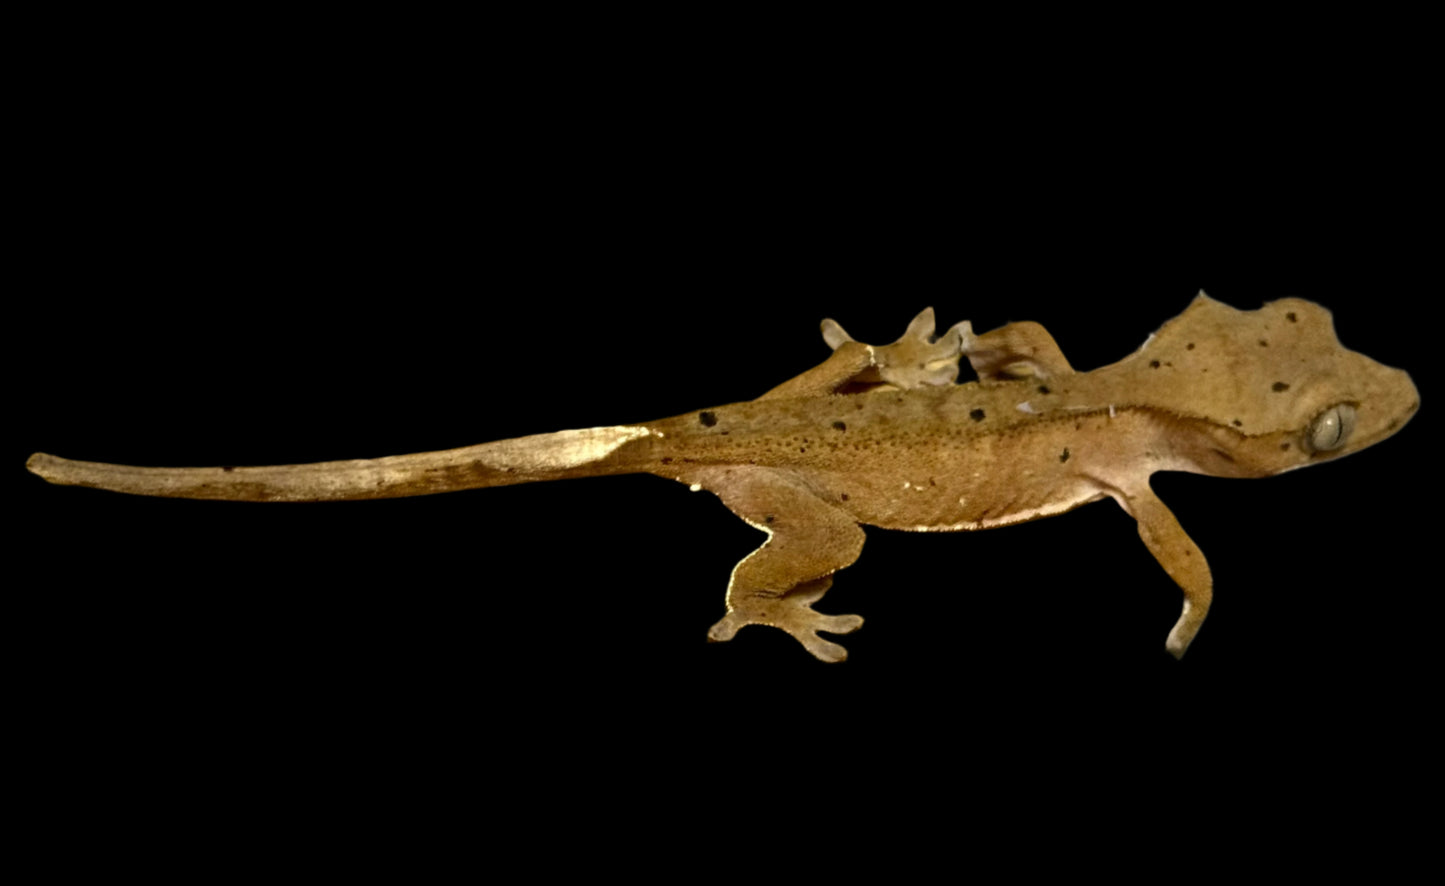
[687,466,867,662]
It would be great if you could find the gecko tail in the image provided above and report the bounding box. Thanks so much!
[25,425,659,503]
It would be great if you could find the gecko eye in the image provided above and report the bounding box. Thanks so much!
[1305,403,1357,453]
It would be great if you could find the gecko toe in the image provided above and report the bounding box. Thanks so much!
[707,613,745,644]
[799,633,850,663]
[777,609,864,661]
[819,613,864,635]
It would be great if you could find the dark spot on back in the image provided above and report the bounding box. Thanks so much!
[1187,342,1195,350]
[764,514,775,524]
[1059,448,1070,463]
[1259,339,1269,347]
[1272,381,1290,392]
[1150,360,1161,369]
[1287,312,1297,322]
[832,421,847,431]
[1233,419,1243,427]
[699,411,718,427]
[222,466,235,473]
[1037,385,1051,394]
[970,408,986,422]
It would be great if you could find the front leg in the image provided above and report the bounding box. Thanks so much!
[1107,480,1213,658]
[757,340,876,401]
[960,320,1075,382]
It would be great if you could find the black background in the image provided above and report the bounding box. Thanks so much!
[11,18,1435,867]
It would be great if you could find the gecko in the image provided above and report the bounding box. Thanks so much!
[26,293,1419,662]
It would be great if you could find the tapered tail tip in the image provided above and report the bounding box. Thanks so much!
[27,452,69,484]
[26,452,52,477]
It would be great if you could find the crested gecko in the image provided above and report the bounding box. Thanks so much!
[26,293,1419,662]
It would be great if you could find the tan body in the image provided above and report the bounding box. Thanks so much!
[27,294,1419,661]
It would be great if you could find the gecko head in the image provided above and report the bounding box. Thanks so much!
[1179,293,1416,474]
[1154,294,1418,474]
[1227,297,1416,468]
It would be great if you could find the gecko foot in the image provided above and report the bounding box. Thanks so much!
[707,578,863,662]
[820,307,970,390]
